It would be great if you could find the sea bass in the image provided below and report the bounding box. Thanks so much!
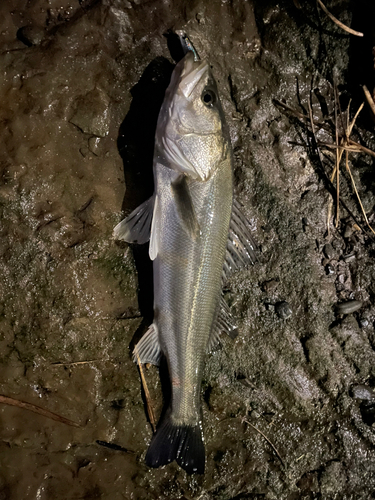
[114,36,256,474]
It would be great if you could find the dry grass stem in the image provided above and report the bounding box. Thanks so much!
[0,394,81,427]
[317,0,364,37]
[348,102,364,136]
[323,98,370,232]
[334,87,340,227]
[274,99,331,132]
[134,346,156,432]
[52,360,101,366]
[318,142,365,154]
[345,150,375,235]
[242,418,285,467]
[319,138,375,158]
[363,85,375,117]
[307,95,334,234]
[277,91,374,239]
[348,139,375,158]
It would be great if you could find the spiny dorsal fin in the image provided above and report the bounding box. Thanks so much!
[113,196,154,244]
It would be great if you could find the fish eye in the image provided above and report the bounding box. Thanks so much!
[201,89,216,107]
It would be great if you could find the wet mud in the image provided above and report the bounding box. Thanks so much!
[1,0,375,498]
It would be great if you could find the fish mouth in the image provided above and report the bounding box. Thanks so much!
[179,55,209,99]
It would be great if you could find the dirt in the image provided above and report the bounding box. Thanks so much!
[1,0,375,498]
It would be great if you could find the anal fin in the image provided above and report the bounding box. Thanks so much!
[133,323,161,366]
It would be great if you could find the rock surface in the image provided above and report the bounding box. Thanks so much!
[1,0,375,498]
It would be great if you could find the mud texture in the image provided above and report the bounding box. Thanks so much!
[1,0,375,499]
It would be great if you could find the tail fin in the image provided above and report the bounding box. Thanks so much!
[145,415,205,474]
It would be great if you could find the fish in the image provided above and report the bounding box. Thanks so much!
[114,35,257,474]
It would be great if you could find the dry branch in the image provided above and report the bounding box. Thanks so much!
[363,85,375,118]
[0,394,81,427]
[134,346,156,432]
[242,418,285,467]
[317,0,364,37]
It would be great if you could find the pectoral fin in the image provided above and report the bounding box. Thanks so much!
[171,175,200,240]
[113,196,154,244]
[222,198,258,281]
[149,195,160,260]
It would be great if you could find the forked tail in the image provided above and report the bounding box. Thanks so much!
[145,414,205,474]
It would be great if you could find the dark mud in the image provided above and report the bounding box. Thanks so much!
[1,0,375,498]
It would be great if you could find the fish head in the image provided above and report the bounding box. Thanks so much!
[156,52,230,181]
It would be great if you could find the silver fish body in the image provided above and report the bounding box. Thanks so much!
[152,57,233,420]
[114,47,256,474]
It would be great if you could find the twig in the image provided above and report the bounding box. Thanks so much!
[274,99,332,132]
[347,102,364,137]
[363,85,375,118]
[0,394,81,427]
[307,94,334,234]
[134,346,156,432]
[334,85,340,227]
[318,139,375,158]
[51,360,101,366]
[278,93,375,241]
[96,440,136,454]
[317,0,364,37]
[345,150,375,235]
[348,139,375,158]
[242,418,285,467]
[318,142,364,153]
[306,96,373,240]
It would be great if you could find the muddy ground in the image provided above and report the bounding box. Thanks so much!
[1,0,375,498]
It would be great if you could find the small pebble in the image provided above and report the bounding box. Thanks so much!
[17,25,45,46]
[88,136,102,155]
[332,239,342,251]
[275,301,292,319]
[302,217,309,231]
[336,300,362,314]
[323,243,335,260]
[325,263,335,275]
[262,279,279,293]
[302,217,309,225]
[351,384,375,401]
[360,402,375,426]
[359,318,369,328]
[343,253,356,263]
[344,224,353,238]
